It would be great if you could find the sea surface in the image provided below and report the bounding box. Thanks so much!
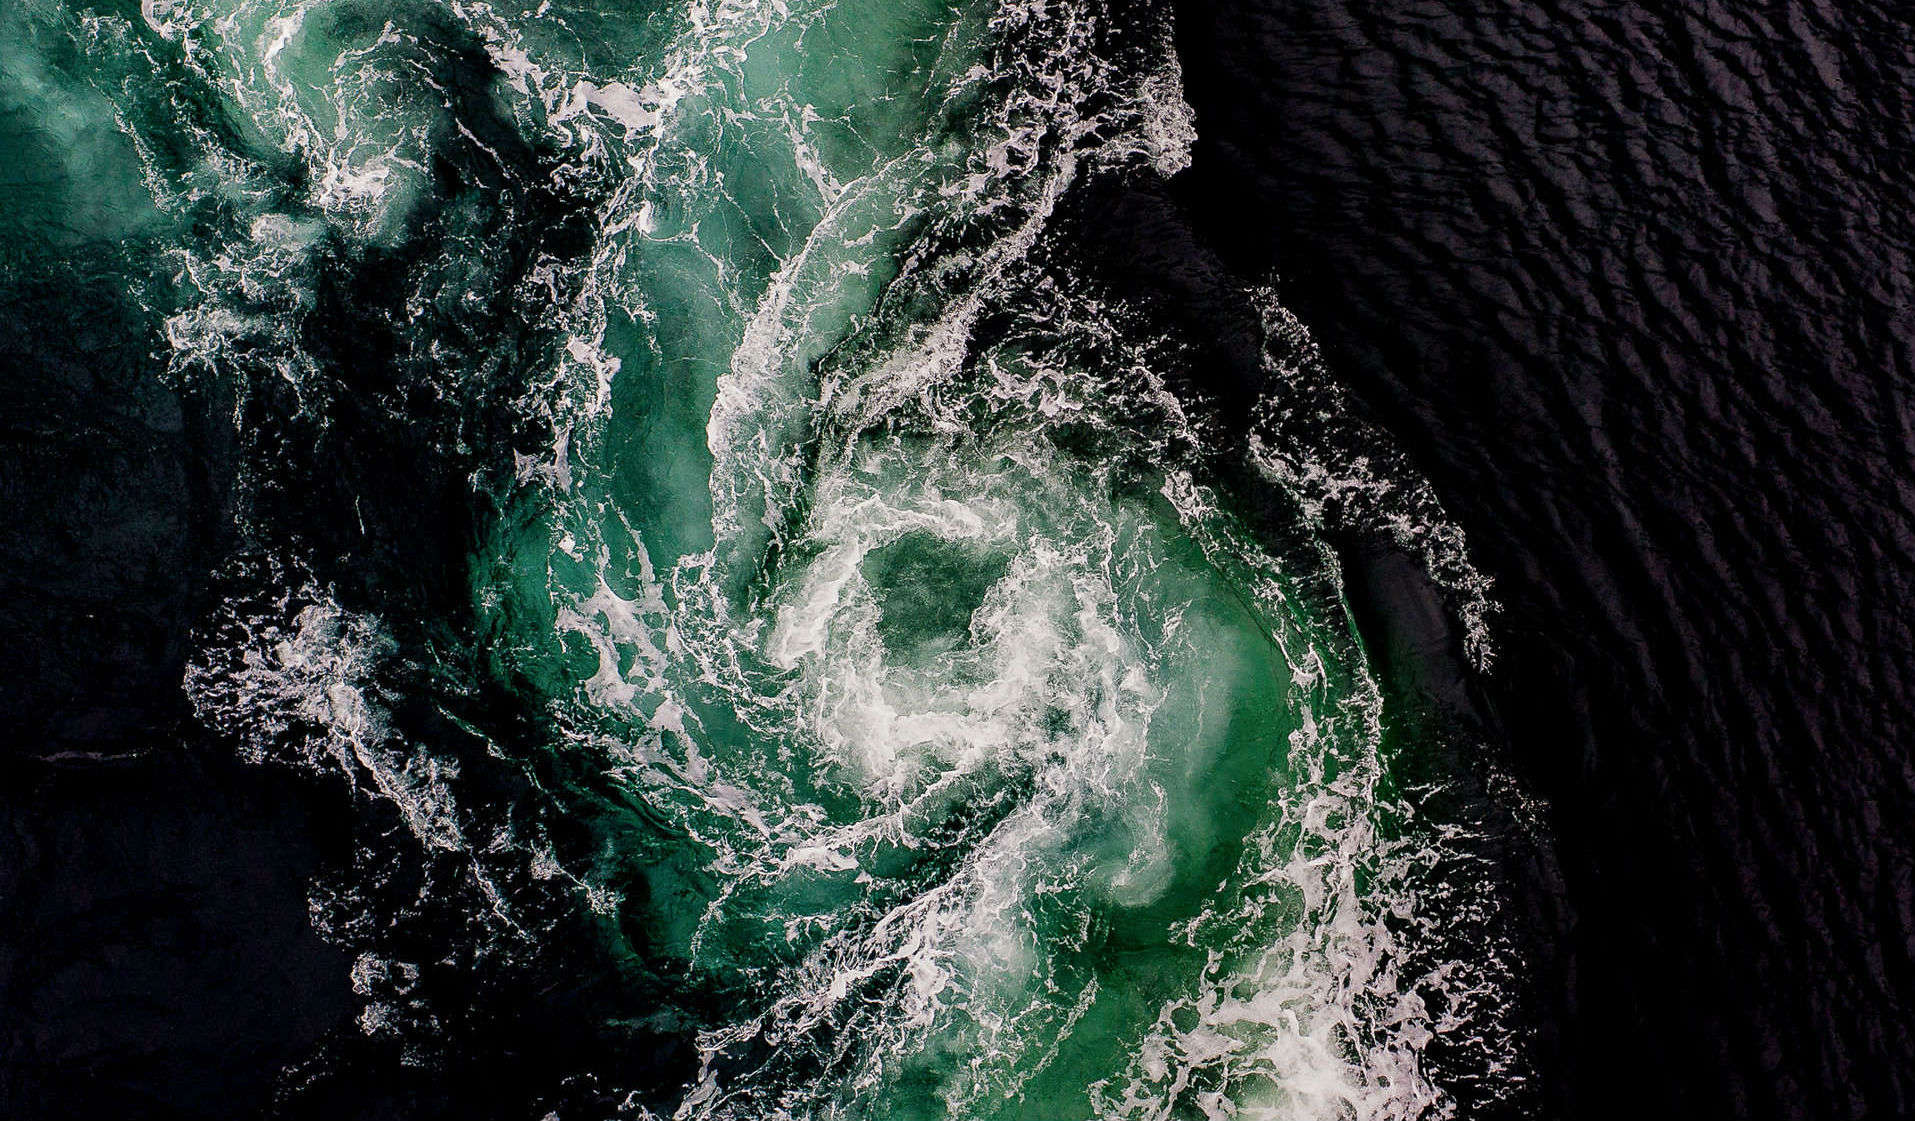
[0,0,1908,1118]
[1174,3,1915,1117]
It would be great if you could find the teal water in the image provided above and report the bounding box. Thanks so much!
[3,0,1527,1115]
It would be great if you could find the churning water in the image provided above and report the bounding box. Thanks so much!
[4,0,1543,1115]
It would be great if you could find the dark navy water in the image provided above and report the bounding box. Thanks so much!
[3,0,1912,1117]
[1174,1,1915,1116]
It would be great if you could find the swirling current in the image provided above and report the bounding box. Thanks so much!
[2,0,1548,1116]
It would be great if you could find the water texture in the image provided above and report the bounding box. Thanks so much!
[1174,1,1915,1117]
[0,0,1555,1116]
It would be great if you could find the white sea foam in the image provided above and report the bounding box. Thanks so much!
[99,0,1538,1107]
[184,570,466,852]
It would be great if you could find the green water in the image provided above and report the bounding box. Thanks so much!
[3,0,1515,1115]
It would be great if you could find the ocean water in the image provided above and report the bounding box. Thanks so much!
[1175,2,1915,1117]
[9,0,1907,1117]
[1,0,1543,1115]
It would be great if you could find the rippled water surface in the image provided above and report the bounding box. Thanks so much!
[1176,2,1915,1116]
[12,0,1908,1117]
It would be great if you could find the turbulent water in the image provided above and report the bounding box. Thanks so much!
[4,0,1541,1115]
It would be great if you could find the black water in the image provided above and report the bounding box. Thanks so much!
[4,0,1914,1117]
[1174,1,1915,1116]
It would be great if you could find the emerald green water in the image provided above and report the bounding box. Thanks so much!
[4,0,1517,1114]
